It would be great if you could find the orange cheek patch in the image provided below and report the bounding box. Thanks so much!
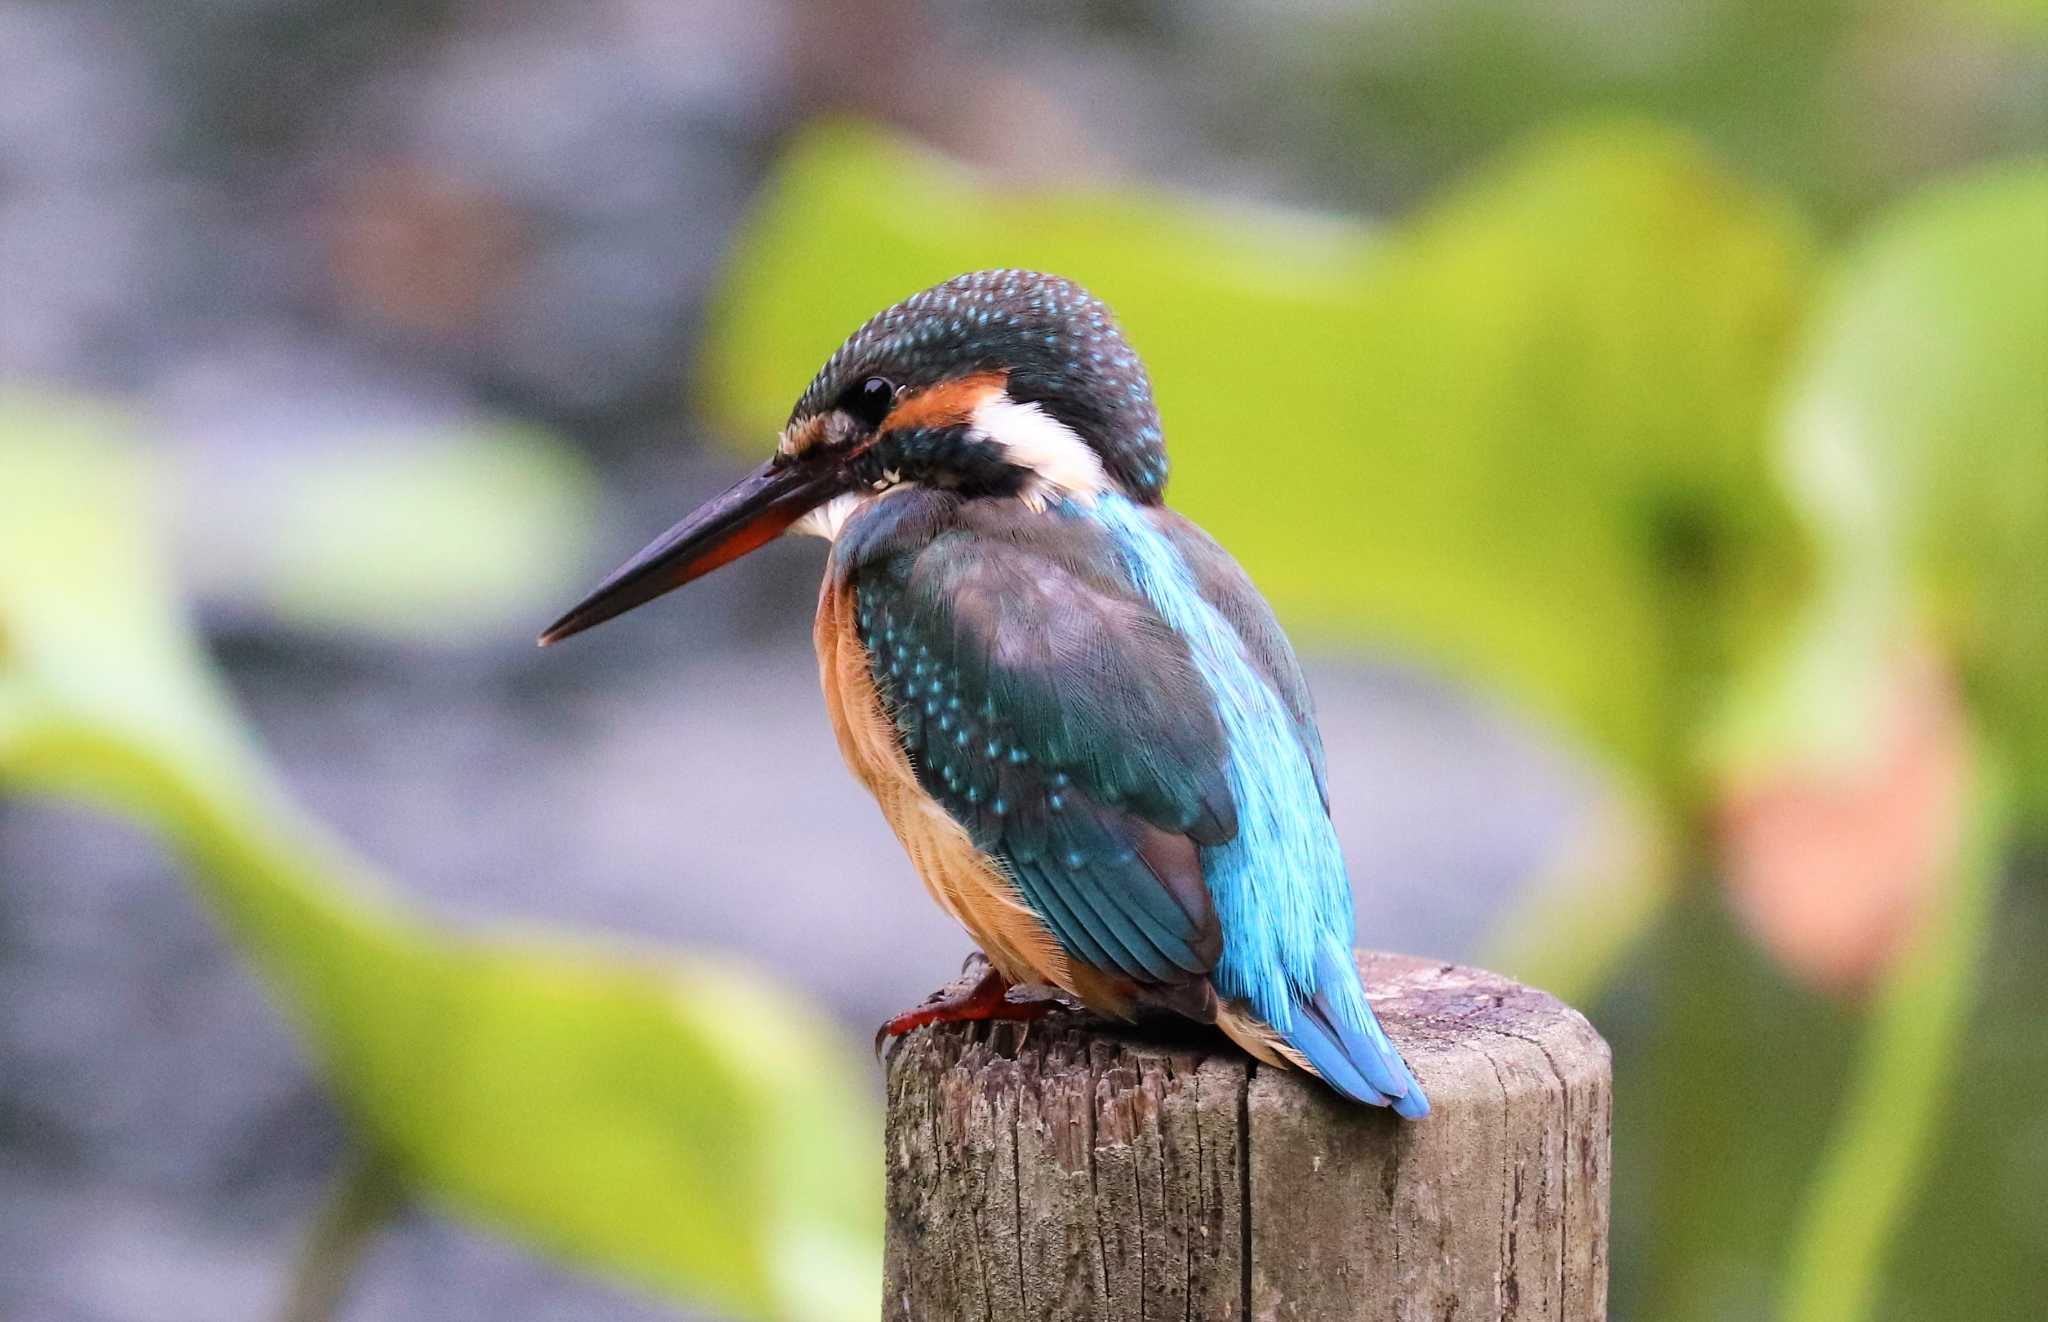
[885,370,1007,433]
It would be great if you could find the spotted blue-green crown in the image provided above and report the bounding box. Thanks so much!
[792,270,1169,501]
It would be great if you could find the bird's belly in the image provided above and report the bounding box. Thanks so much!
[813,579,1073,991]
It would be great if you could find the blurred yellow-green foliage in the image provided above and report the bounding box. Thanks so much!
[1,2,2043,1319]
[709,119,1815,808]
[0,398,880,1322]
[700,122,2044,1322]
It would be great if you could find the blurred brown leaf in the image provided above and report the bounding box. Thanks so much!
[1717,646,1969,995]
[327,157,529,339]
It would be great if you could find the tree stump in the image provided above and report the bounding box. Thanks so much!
[882,951,1610,1321]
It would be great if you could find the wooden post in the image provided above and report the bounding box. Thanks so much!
[882,951,1610,1321]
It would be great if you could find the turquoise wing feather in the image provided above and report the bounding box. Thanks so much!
[835,489,1233,987]
[1087,494,1428,1117]
[834,487,1427,1115]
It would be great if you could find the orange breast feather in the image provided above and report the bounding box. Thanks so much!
[816,575,1135,1008]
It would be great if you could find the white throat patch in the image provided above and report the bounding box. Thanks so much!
[969,393,1105,510]
[792,490,872,542]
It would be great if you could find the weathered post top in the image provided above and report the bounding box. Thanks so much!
[883,951,1611,1321]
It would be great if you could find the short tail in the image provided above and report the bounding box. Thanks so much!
[1219,947,1429,1118]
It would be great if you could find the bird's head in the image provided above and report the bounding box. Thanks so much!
[541,270,1164,645]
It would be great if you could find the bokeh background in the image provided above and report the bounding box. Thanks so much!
[2,2,2044,1320]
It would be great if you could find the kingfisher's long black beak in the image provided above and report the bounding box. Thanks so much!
[539,458,840,646]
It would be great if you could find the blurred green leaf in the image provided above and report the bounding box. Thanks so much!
[1876,861,2048,1320]
[179,422,601,645]
[1773,161,2048,814]
[1602,887,1859,1321]
[1319,0,2045,227]
[0,391,880,1320]
[1783,744,2007,1322]
[1312,123,1812,802]
[0,393,249,793]
[699,120,1378,433]
[1688,162,2045,1322]
[706,119,1812,804]
[1956,0,2048,33]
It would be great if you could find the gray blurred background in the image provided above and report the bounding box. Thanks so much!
[3,2,2041,1319]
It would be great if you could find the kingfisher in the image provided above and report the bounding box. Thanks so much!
[541,270,1427,1116]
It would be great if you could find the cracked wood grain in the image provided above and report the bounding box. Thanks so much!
[883,952,1610,1321]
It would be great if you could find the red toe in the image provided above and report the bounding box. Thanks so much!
[876,964,1055,1051]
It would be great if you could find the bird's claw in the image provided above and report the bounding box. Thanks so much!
[874,957,1055,1059]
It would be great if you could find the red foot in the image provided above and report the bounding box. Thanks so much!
[875,960,1054,1054]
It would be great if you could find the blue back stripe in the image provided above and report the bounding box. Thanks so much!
[1081,494,1369,1038]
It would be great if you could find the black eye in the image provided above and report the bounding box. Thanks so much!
[844,375,897,429]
